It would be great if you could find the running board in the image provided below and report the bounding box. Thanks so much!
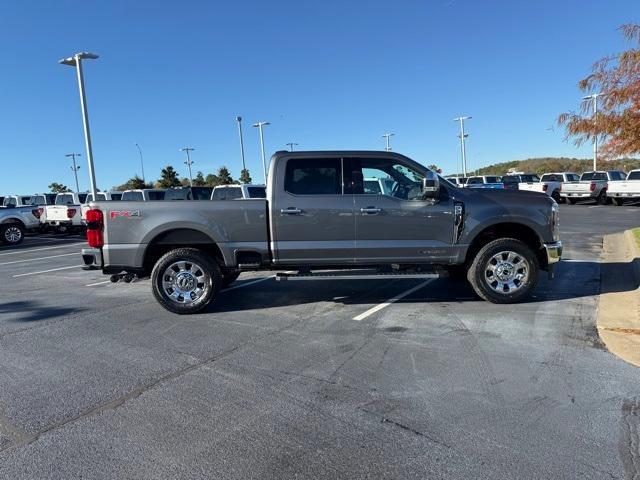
[276,269,441,281]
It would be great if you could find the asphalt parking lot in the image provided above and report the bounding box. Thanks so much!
[0,204,639,479]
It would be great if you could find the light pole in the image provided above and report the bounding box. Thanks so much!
[382,133,394,151]
[65,153,82,192]
[180,147,195,186]
[453,116,472,177]
[135,143,146,182]
[583,93,603,171]
[253,121,270,183]
[286,142,299,152]
[236,116,247,173]
[59,52,99,200]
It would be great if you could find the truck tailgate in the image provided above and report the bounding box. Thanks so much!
[562,182,592,193]
[45,205,77,221]
[518,183,544,193]
[609,180,640,194]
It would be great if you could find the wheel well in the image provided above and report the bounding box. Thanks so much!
[1,219,25,228]
[465,223,546,268]
[143,229,224,274]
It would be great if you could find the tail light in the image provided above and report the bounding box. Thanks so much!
[542,184,548,192]
[67,208,77,219]
[589,182,596,192]
[86,209,104,248]
[32,208,42,219]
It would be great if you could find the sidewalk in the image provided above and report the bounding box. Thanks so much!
[597,229,640,367]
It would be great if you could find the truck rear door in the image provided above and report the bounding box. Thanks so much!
[271,156,355,265]
[350,156,455,263]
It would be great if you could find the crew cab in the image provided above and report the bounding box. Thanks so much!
[465,176,504,189]
[82,151,562,314]
[518,173,579,203]
[121,189,166,201]
[211,184,266,200]
[2,195,33,207]
[608,170,640,205]
[43,192,88,232]
[561,170,626,205]
[0,206,41,245]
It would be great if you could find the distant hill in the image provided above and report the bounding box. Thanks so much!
[464,157,640,177]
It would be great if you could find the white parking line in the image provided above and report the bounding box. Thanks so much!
[0,242,85,256]
[221,275,275,293]
[86,280,112,287]
[13,265,82,278]
[0,252,77,266]
[353,279,434,321]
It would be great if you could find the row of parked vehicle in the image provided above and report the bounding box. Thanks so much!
[0,184,266,246]
[446,169,640,205]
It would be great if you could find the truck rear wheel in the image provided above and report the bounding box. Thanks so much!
[1,223,25,245]
[467,238,539,304]
[567,198,577,205]
[614,198,625,206]
[597,190,609,205]
[151,248,222,314]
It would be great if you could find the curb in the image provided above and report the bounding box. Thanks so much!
[596,229,640,367]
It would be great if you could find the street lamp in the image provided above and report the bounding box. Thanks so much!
[453,116,472,177]
[59,52,99,199]
[382,133,394,151]
[236,116,246,173]
[180,147,195,186]
[135,143,146,182]
[252,121,270,183]
[583,93,604,171]
[65,153,82,192]
[286,142,299,152]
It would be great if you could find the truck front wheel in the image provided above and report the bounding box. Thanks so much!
[1,223,25,245]
[467,238,539,304]
[151,248,222,314]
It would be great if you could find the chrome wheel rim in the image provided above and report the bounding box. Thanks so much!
[4,226,22,244]
[484,250,529,294]
[161,260,210,304]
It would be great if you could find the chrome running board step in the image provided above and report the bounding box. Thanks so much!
[276,269,441,281]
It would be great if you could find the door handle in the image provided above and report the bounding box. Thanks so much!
[280,208,302,215]
[360,207,381,214]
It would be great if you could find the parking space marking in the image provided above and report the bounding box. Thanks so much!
[0,252,78,266]
[352,279,434,321]
[86,280,112,287]
[13,265,82,278]
[0,242,84,257]
[221,275,275,293]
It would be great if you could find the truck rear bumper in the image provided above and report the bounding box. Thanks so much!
[81,247,102,270]
[544,241,562,265]
[560,193,593,198]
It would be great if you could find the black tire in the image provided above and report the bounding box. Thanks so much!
[614,198,625,206]
[1,223,25,245]
[221,270,241,288]
[151,248,222,314]
[567,198,577,205]
[551,190,562,203]
[466,238,539,304]
[597,190,609,205]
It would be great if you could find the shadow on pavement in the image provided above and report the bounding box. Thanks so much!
[207,258,640,313]
[0,301,85,323]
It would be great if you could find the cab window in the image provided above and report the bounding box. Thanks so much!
[284,158,342,195]
[351,158,425,201]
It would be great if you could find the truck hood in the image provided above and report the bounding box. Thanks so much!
[458,187,553,205]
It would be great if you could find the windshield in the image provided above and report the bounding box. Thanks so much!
[55,194,74,205]
[520,175,540,183]
[485,176,501,183]
[28,196,45,206]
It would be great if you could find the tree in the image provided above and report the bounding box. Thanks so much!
[193,171,206,186]
[427,164,442,174]
[240,168,252,184]
[158,165,181,188]
[113,175,153,191]
[48,182,70,193]
[558,24,640,157]
[216,166,233,185]
[205,173,220,187]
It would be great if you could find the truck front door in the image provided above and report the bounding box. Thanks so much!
[350,157,455,264]
[272,156,355,265]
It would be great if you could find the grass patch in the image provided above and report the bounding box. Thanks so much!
[633,228,640,249]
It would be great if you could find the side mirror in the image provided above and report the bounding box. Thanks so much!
[422,171,439,200]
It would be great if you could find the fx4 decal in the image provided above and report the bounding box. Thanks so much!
[109,210,142,219]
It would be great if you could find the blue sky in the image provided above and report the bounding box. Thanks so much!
[0,0,637,193]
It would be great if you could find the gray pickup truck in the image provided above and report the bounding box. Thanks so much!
[82,151,562,314]
[0,206,41,245]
